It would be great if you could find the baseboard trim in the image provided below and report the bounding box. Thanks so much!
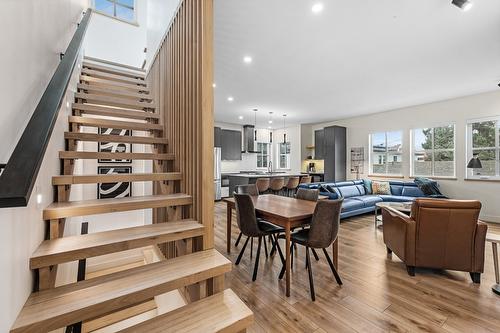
[480,215,500,223]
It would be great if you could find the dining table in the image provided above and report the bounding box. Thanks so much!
[223,194,339,297]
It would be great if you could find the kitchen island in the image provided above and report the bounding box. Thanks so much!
[227,172,304,196]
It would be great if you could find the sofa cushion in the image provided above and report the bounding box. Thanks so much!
[320,191,340,200]
[378,195,417,202]
[355,185,366,196]
[337,185,361,198]
[372,181,391,195]
[355,195,383,207]
[341,198,365,212]
[363,179,373,194]
[401,186,425,197]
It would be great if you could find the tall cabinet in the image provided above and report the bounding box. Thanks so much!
[323,126,346,182]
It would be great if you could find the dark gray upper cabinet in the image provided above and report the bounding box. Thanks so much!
[324,126,346,182]
[314,129,325,159]
[221,129,242,160]
[214,127,222,148]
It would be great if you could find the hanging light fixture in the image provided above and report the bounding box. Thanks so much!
[253,108,258,141]
[268,112,273,143]
[282,114,287,143]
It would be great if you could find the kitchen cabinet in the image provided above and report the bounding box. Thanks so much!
[214,127,222,148]
[221,129,242,160]
[314,129,325,159]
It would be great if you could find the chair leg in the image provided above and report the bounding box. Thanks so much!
[406,265,416,277]
[279,240,294,280]
[252,236,262,281]
[235,232,243,247]
[386,246,392,254]
[250,237,253,259]
[322,248,342,285]
[270,233,279,256]
[470,272,481,284]
[306,247,316,301]
[264,236,269,258]
[311,248,320,261]
[235,237,250,265]
[290,241,294,270]
[274,234,286,266]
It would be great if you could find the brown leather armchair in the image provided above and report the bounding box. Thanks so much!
[382,198,488,283]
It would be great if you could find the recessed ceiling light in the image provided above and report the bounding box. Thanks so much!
[212,83,216,88]
[268,120,273,124]
[268,126,272,129]
[311,3,324,14]
[243,56,252,64]
[452,0,473,11]
[227,96,234,102]
[238,116,243,120]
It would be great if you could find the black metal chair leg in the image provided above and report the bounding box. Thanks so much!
[279,240,294,280]
[235,237,250,265]
[274,234,286,266]
[252,236,262,281]
[322,248,342,285]
[311,248,320,261]
[270,233,280,256]
[235,232,243,247]
[306,247,316,301]
[250,237,253,259]
[264,236,269,258]
[290,241,294,270]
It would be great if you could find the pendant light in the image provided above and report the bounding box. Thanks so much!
[268,112,273,143]
[282,114,287,143]
[253,108,258,141]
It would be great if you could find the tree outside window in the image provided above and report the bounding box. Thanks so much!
[413,125,455,177]
[469,120,500,177]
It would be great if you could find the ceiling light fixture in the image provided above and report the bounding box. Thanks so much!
[212,83,216,88]
[311,3,324,14]
[253,108,258,141]
[243,56,253,64]
[227,96,234,102]
[452,0,473,11]
[238,116,243,120]
[282,114,287,143]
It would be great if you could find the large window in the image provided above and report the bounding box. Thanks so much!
[278,142,291,169]
[94,0,136,23]
[256,142,270,168]
[370,131,403,175]
[467,119,500,178]
[412,125,455,177]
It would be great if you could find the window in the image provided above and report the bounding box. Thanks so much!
[94,0,136,23]
[467,119,500,178]
[278,142,291,169]
[370,131,403,175]
[412,125,455,177]
[256,142,270,168]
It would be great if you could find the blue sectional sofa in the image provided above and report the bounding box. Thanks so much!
[298,180,430,219]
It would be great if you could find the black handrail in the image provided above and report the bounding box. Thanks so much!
[0,9,92,208]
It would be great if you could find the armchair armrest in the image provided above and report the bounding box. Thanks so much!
[473,220,488,273]
[382,206,416,265]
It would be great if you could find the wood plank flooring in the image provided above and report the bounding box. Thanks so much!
[214,201,500,333]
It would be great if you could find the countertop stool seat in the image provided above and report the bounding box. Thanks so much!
[255,177,270,194]
[269,177,285,196]
[300,175,312,184]
[285,176,300,197]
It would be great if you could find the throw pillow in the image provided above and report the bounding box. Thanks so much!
[362,179,373,194]
[372,181,391,195]
[414,177,446,197]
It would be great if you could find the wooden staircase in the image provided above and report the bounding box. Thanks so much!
[10,58,252,333]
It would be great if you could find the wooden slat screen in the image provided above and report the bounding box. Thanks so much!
[147,0,214,250]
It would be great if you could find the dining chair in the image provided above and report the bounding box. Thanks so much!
[255,178,270,194]
[285,176,300,197]
[295,188,320,201]
[234,193,286,281]
[300,175,312,184]
[234,184,259,248]
[279,199,344,301]
[269,177,285,195]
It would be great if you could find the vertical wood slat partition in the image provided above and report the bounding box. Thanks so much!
[148,0,214,251]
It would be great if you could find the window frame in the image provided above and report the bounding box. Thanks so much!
[256,142,271,169]
[410,124,456,178]
[368,131,403,176]
[466,116,500,180]
[93,0,138,25]
[278,142,291,170]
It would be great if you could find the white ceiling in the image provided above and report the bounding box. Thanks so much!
[213,0,500,128]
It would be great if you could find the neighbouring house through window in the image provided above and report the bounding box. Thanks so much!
[370,131,403,175]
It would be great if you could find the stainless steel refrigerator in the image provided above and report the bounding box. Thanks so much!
[214,147,222,200]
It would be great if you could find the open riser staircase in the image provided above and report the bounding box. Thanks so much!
[10,58,253,333]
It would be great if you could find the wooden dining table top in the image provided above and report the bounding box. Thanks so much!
[223,194,317,222]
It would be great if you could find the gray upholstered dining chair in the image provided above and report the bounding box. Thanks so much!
[295,188,320,201]
[279,198,343,301]
[234,184,259,247]
[234,193,285,281]
[285,176,300,197]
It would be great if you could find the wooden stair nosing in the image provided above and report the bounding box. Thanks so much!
[118,289,254,333]
[52,172,182,185]
[81,68,147,86]
[64,132,168,145]
[30,220,204,269]
[83,56,146,73]
[74,93,155,110]
[80,75,150,93]
[59,151,174,161]
[77,83,152,101]
[43,193,192,220]
[73,104,160,120]
[82,62,146,80]
[11,249,231,333]
[69,116,163,131]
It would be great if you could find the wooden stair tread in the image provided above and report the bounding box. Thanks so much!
[81,68,146,85]
[80,75,150,92]
[64,132,168,145]
[73,104,160,120]
[53,172,182,185]
[118,289,253,333]
[83,56,146,73]
[82,61,146,79]
[43,193,192,220]
[59,151,174,161]
[69,116,162,131]
[75,93,155,110]
[11,249,231,333]
[77,83,152,101]
[31,220,204,269]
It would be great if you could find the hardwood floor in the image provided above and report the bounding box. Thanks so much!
[214,201,500,333]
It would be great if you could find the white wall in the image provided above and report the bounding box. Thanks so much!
[84,0,147,68]
[307,90,500,222]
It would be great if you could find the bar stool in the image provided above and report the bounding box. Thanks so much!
[300,175,312,184]
[255,178,270,194]
[285,176,300,197]
[269,177,285,195]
